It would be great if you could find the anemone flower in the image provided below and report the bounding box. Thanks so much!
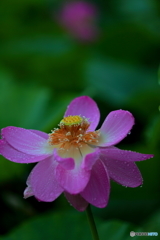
[0,96,153,211]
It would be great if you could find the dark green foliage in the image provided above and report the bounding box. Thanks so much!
[0,0,160,238]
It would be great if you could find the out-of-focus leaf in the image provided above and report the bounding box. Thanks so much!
[158,65,160,84]
[1,37,73,57]
[143,209,160,232]
[1,210,90,240]
[2,208,159,240]
[84,57,156,105]
[0,208,143,240]
[0,156,26,182]
[99,220,141,240]
[99,20,160,63]
[109,0,160,39]
[145,114,160,149]
[0,69,66,130]
[113,0,157,19]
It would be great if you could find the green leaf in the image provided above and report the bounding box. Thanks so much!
[99,220,141,240]
[1,210,91,240]
[0,209,141,240]
[143,209,160,232]
[0,69,65,130]
[158,65,160,85]
[1,37,73,57]
[0,156,26,182]
[84,57,156,105]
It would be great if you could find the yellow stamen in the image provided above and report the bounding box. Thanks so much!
[60,115,83,126]
[48,115,100,159]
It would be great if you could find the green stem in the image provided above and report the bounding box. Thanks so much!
[86,204,100,240]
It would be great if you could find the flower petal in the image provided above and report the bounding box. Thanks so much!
[2,126,52,155]
[30,130,49,139]
[81,160,110,208]
[64,192,88,211]
[24,171,34,198]
[24,186,34,199]
[54,150,75,170]
[101,152,143,187]
[100,110,134,146]
[28,156,63,202]
[81,149,99,171]
[100,147,154,162]
[0,139,51,163]
[64,96,100,131]
[55,163,91,194]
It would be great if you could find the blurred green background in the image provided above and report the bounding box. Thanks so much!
[0,0,160,239]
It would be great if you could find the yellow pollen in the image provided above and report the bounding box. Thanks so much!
[48,115,100,155]
[60,115,83,126]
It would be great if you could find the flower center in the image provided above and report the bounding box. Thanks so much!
[48,115,100,152]
[60,115,83,126]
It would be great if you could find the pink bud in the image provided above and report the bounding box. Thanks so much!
[58,1,99,42]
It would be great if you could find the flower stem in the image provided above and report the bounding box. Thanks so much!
[86,204,100,240]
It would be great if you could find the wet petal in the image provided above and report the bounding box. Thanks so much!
[28,156,63,201]
[30,130,48,139]
[64,192,88,211]
[101,153,143,187]
[0,139,51,163]
[100,110,134,146]
[100,147,153,162]
[2,126,52,155]
[55,163,91,194]
[64,96,100,131]
[81,160,110,208]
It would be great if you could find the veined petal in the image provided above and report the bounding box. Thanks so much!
[64,192,88,211]
[0,139,51,163]
[28,156,63,202]
[30,130,48,139]
[100,147,154,162]
[81,160,110,208]
[100,110,134,146]
[101,153,143,187]
[2,126,52,156]
[55,162,91,194]
[64,96,100,131]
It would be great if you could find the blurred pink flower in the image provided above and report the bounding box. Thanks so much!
[0,96,153,211]
[58,1,98,41]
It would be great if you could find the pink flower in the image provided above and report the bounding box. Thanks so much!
[58,1,98,41]
[0,96,153,211]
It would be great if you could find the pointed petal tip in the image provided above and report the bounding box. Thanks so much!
[100,147,154,162]
[23,186,34,199]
